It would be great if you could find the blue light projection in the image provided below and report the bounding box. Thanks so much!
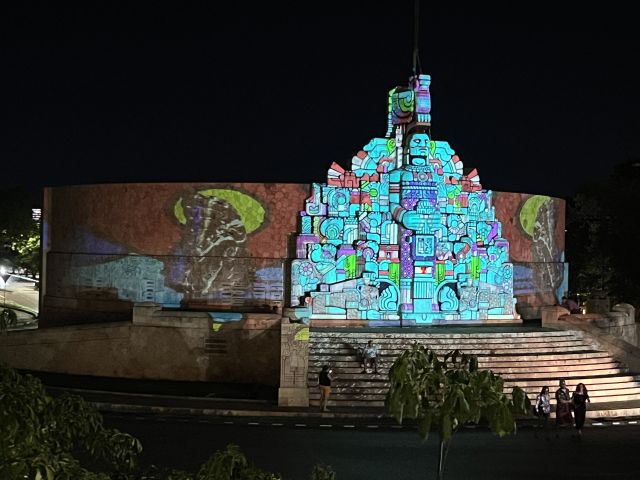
[291,74,516,325]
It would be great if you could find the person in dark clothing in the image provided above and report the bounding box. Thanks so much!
[572,383,590,436]
[318,365,334,412]
[561,296,581,314]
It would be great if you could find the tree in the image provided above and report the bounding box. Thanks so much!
[0,185,41,278]
[385,345,531,480]
[0,362,142,479]
[9,229,40,277]
[0,363,337,479]
[566,161,640,311]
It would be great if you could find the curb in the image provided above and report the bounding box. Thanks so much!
[93,402,387,419]
[92,401,640,422]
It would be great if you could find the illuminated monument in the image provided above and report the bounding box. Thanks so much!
[291,74,517,325]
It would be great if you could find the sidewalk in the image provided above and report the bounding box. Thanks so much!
[25,369,640,423]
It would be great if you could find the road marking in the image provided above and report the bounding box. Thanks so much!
[612,421,622,425]
[628,421,638,424]
[366,425,379,429]
[224,421,234,425]
[319,424,332,428]
[295,423,307,427]
[591,422,604,426]
[248,422,260,426]
[271,423,284,426]
[391,425,403,429]
[343,425,355,428]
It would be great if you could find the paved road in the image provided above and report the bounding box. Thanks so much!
[1,284,38,313]
[103,413,640,480]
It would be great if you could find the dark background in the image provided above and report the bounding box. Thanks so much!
[1,2,639,206]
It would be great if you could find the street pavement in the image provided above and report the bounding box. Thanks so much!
[103,412,640,479]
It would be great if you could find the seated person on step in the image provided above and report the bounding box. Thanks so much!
[361,340,378,374]
[561,296,581,314]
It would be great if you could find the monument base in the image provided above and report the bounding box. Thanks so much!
[278,387,309,407]
[310,315,523,328]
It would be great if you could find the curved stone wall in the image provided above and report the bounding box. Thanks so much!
[41,183,564,325]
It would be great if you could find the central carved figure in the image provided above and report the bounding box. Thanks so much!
[291,74,516,326]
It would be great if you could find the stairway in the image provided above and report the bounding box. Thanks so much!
[307,328,640,412]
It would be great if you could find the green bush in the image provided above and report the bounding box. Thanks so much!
[310,464,336,480]
[0,364,337,479]
[0,362,142,479]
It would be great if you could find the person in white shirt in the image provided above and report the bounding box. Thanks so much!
[361,340,379,374]
[534,385,551,438]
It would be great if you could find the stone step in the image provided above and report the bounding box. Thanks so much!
[503,375,640,387]
[308,381,640,397]
[310,346,597,355]
[309,351,613,363]
[308,390,640,406]
[311,335,585,344]
[311,339,590,349]
[311,333,587,342]
[310,330,582,339]
[308,363,624,376]
[309,367,630,384]
[309,375,640,389]
[307,328,638,412]
[309,355,620,371]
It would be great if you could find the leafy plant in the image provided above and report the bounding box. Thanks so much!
[310,464,336,480]
[1,364,335,479]
[385,345,531,480]
[0,362,141,479]
[195,444,281,480]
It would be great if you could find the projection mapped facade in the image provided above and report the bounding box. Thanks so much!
[291,75,516,325]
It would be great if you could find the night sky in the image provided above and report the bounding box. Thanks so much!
[2,4,639,204]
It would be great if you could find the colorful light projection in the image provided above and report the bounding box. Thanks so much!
[58,187,281,311]
[291,74,516,325]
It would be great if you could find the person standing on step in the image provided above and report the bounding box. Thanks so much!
[535,386,552,439]
[555,379,573,437]
[361,340,379,374]
[318,365,334,412]
[571,383,590,437]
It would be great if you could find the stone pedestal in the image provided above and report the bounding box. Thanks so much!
[541,305,570,326]
[278,387,310,407]
[278,320,310,407]
[612,303,636,321]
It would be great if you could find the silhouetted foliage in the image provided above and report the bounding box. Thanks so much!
[566,161,640,311]
[1,364,337,479]
[0,186,41,277]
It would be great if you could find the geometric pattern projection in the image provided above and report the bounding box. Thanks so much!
[291,74,516,325]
